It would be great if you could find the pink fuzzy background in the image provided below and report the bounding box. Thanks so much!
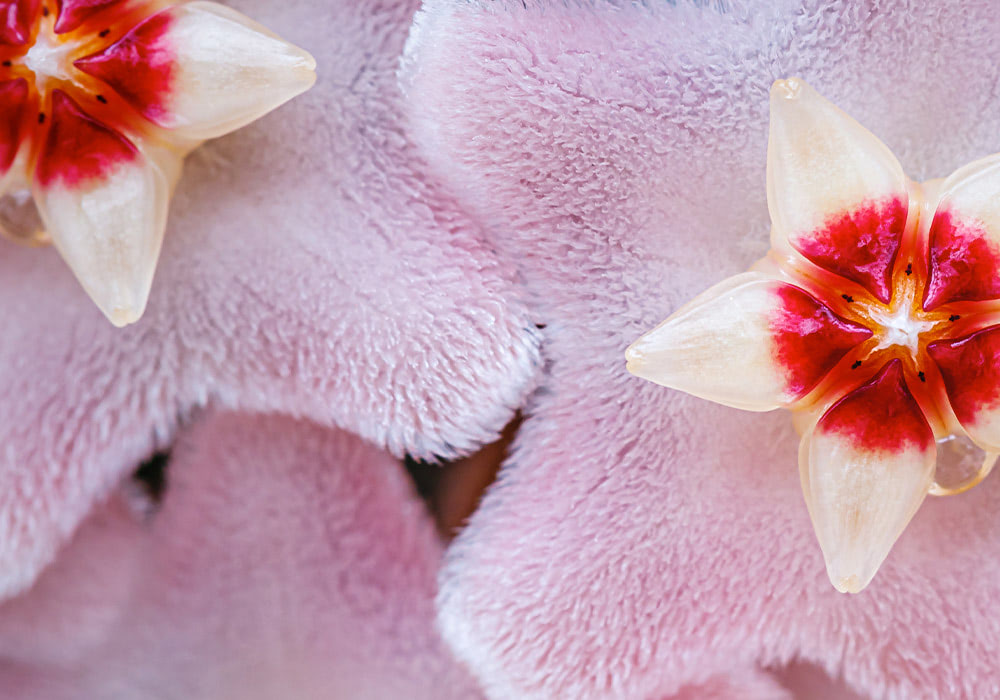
[0,0,998,698]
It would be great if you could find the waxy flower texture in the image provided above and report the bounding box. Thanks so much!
[628,78,1000,593]
[0,0,315,325]
[5,0,1000,697]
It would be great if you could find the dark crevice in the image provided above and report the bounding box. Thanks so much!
[404,413,523,540]
[131,450,171,507]
[405,454,439,507]
[769,659,868,699]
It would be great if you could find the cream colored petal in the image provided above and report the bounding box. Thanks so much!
[767,78,909,302]
[78,1,316,142]
[35,153,173,327]
[921,153,1000,308]
[800,360,935,593]
[933,153,1000,225]
[166,2,316,140]
[625,272,871,411]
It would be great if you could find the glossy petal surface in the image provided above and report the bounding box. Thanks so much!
[626,272,870,410]
[76,1,317,140]
[929,326,1000,450]
[0,0,538,600]
[0,0,38,45]
[53,0,126,34]
[403,1,1000,698]
[0,0,318,323]
[35,91,172,325]
[767,78,909,302]
[0,412,483,699]
[923,154,1000,309]
[0,78,28,176]
[801,361,935,593]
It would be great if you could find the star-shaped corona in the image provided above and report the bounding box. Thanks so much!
[626,78,1000,593]
[0,0,315,325]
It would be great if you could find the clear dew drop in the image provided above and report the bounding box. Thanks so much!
[933,434,998,495]
[0,190,47,245]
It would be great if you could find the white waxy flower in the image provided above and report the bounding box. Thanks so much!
[628,78,1000,593]
[0,0,316,325]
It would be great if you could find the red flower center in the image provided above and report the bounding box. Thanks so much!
[774,196,1000,452]
[0,0,174,186]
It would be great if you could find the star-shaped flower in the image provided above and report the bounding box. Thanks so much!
[626,77,1000,593]
[403,1,1000,697]
[0,0,315,325]
[0,0,538,607]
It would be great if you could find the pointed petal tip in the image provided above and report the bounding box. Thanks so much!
[297,48,318,74]
[107,303,145,327]
[834,576,861,594]
[831,572,868,595]
[84,271,152,327]
[767,75,908,302]
[52,223,160,329]
[800,367,935,596]
[831,576,868,595]
[34,147,171,332]
[152,1,318,139]
[771,77,804,100]
[624,341,646,374]
[623,331,682,388]
[804,446,929,597]
[287,52,318,95]
[265,39,317,92]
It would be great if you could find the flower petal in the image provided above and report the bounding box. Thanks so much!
[0,77,29,180]
[928,325,1000,449]
[767,78,909,303]
[922,154,1000,309]
[801,359,935,593]
[626,272,871,410]
[33,90,174,326]
[52,0,125,34]
[75,1,316,141]
[0,0,39,46]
